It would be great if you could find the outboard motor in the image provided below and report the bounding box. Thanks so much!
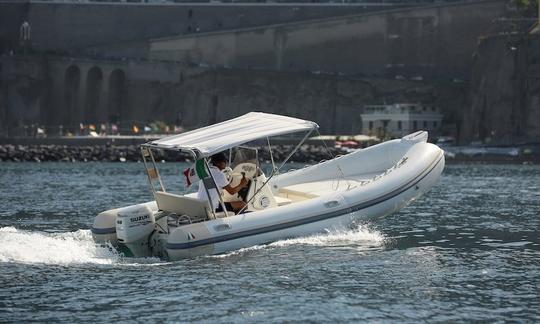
[92,208,119,245]
[116,204,156,257]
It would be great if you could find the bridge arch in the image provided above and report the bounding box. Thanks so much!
[64,65,80,130]
[107,69,126,125]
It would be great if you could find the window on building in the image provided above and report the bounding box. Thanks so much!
[188,9,193,19]
[398,121,402,130]
[423,121,428,128]
[413,121,418,130]
[369,121,373,130]
[433,121,438,128]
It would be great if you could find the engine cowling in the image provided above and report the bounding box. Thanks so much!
[116,204,155,256]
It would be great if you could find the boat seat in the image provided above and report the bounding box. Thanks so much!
[154,191,212,221]
[278,187,320,202]
[278,176,372,199]
[274,195,293,206]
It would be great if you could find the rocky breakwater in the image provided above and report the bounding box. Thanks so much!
[0,144,348,163]
[0,144,142,162]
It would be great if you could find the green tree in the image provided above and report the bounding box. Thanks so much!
[516,0,539,17]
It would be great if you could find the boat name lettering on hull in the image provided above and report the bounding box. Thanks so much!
[360,156,409,187]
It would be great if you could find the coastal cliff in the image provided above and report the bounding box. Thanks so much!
[461,33,540,144]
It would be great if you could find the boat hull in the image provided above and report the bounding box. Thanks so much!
[165,149,444,259]
[92,132,445,260]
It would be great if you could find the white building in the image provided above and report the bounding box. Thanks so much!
[361,103,443,137]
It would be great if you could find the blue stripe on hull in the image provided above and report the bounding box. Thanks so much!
[91,227,117,235]
[167,153,444,250]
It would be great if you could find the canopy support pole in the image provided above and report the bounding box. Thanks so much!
[267,137,276,173]
[315,129,335,160]
[238,128,314,214]
[141,146,165,193]
[315,129,349,187]
[276,128,314,172]
[203,159,226,220]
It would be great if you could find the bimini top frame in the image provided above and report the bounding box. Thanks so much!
[141,112,318,159]
[140,112,319,218]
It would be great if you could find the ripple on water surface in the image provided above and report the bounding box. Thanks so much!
[0,163,539,322]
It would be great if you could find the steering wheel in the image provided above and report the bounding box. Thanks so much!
[222,167,233,180]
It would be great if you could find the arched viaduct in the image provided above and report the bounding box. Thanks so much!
[1,55,467,136]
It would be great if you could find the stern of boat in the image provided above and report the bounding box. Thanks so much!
[91,201,160,256]
[91,208,119,245]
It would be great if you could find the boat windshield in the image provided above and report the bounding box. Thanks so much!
[228,146,263,180]
[230,147,258,170]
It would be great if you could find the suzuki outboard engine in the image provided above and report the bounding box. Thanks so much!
[116,204,156,257]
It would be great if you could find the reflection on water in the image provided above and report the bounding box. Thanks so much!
[0,163,539,322]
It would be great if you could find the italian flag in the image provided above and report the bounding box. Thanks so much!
[183,159,209,187]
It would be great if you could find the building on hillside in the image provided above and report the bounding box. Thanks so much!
[360,103,443,138]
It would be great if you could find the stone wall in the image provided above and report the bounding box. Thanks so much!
[150,0,506,79]
[0,57,49,136]
[1,55,465,137]
[0,1,405,57]
[0,0,518,141]
[0,1,27,54]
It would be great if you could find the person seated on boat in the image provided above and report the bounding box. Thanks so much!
[197,152,249,214]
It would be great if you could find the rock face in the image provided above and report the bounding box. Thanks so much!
[462,34,540,144]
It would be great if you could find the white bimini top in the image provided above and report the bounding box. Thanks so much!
[146,112,318,158]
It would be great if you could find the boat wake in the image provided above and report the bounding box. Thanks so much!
[0,227,120,265]
[212,226,386,258]
[270,226,385,247]
[0,226,385,264]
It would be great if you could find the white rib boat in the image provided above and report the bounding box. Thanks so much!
[92,112,445,260]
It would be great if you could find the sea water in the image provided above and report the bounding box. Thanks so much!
[0,163,539,322]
